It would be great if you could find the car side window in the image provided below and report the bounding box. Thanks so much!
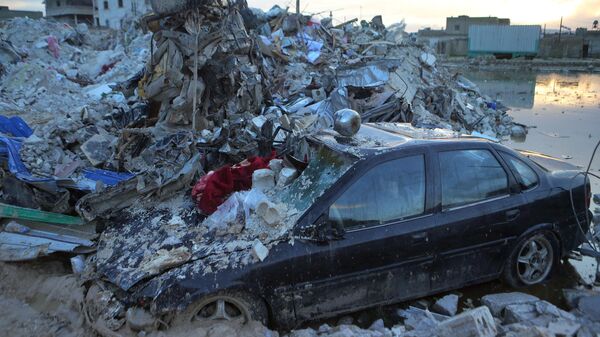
[329,155,426,231]
[500,152,539,190]
[440,149,508,209]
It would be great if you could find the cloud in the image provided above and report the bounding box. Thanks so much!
[0,0,595,31]
[0,0,45,12]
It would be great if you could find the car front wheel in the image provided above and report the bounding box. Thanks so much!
[174,291,268,327]
[503,232,559,287]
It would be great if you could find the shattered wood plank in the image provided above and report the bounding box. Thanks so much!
[0,203,83,226]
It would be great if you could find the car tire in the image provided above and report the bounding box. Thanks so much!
[502,231,559,288]
[173,290,268,326]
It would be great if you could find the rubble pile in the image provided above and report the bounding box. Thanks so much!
[138,0,521,160]
[0,1,588,337]
[0,18,148,119]
[0,2,524,221]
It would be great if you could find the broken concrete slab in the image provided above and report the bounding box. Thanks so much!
[578,295,600,322]
[481,292,540,317]
[81,133,117,166]
[546,319,581,337]
[563,288,599,309]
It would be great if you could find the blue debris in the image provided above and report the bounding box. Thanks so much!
[83,168,135,187]
[0,116,135,191]
[0,116,33,138]
[486,101,498,111]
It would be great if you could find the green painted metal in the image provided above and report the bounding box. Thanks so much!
[0,203,84,226]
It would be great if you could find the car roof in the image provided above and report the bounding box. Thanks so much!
[310,122,493,157]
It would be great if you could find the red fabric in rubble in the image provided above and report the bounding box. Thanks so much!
[192,155,274,214]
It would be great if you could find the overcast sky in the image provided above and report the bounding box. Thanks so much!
[2,0,599,32]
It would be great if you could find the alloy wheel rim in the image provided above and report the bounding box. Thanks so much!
[516,235,553,285]
[191,296,249,324]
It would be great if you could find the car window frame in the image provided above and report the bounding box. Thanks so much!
[292,147,433,235]
[498,151,540,192]
[435,146,513,212]
[330,153,430,233]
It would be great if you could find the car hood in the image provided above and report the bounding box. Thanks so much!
[95,193,289,292]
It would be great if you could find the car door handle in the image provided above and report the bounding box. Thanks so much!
[411,232,429,243]
[506,209,521,222]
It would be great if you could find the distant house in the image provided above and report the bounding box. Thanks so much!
[45,0,94,25]
[0,6,43,20]
[92,0,151,29]
[445,15,510,36]
[576,28,600,58]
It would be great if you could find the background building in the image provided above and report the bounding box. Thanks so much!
[417,16,511,57]
[0,6,43,20]
[92,0,151,29]
[446,15,510,36]
[45,0,94,25]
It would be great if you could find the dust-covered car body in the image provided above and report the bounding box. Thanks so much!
[100,123,591,329]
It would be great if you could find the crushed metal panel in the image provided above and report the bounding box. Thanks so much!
[336,64,389,88]
[0,232,82,253]
[0,244,48,262]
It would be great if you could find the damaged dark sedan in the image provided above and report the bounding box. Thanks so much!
[93,123,591,329]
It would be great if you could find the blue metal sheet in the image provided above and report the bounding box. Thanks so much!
[82,168,135,187]
[0,116,33,138]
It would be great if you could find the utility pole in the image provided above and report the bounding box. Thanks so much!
[296,0,300,14]
[559,16,563,42]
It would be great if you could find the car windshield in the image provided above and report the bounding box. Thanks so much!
[276,144,356,215]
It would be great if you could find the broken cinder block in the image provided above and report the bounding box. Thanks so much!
[256,200,284,226]
[435,306,497,337]
[252,169,275,191]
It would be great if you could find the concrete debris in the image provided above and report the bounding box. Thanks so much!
[125,307,156,332]
[278,167,300,187]
[253,169,276,191]
[577,295,600,322]
[252,240,269,262]
[435,306,496,337]
[481,292,540,316]
[432,294,460,316]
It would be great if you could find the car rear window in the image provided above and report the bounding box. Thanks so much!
[440,149,508,209]
[329,155,426,230]
[500,152,539,190]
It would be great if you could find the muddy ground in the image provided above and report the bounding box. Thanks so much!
[0,260,278,337]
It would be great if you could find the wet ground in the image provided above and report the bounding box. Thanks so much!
[462,70,600,193]
[308,70,600,331]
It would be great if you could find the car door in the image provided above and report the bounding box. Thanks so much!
[428,144,530,291]
[287,149,437,322]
